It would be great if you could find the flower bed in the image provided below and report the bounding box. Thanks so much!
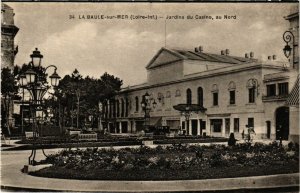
[31,142,299,181]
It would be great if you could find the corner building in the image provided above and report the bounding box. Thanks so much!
[103,46,298,141]
[1,3,19,70]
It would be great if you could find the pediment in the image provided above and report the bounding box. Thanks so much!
[146,48,183,69]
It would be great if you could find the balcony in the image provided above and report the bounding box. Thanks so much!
[264,71,290,83]
[262,94,289,102]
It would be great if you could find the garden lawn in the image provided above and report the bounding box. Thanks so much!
[31,142,299,181]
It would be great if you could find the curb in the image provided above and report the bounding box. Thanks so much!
[1,173,299,192]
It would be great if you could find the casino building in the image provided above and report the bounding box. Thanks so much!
[102,7,299,142]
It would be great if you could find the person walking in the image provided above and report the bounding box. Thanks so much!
[243,125,250,142]
[248,127,256,143]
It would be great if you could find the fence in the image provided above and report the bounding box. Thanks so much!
[78,133,97,141]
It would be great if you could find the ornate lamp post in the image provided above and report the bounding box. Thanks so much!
[283,31,295,67]
[19,48,61,165]
[141,92,157,132]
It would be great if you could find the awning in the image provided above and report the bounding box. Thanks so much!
[149,117,162,126]
[286,75,299,106]
[173,104,207,112]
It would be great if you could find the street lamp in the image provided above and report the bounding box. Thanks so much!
[19,48,61,165]
[141,92,157,132]
[283,31,295,66]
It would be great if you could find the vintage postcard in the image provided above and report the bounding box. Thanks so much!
[1,2,299,192]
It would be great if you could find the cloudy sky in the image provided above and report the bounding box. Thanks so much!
[7,3,297,87]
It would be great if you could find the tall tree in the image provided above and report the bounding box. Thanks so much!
[1,67,19,135]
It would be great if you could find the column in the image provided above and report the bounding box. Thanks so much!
[197,119,201,136]
[185,120,188,135]
[189,119,192,136]
[119,122,122,133]
[222,118,226,137]
[108,122,111,133]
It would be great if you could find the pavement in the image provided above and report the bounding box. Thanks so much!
[1,140,299,192]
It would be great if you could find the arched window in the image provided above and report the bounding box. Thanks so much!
[228,81,236,105]
[175,89,181,97]
[135,96,139,112]
[247,79,257,103]
[116,100,120,117]
[125,98,129,117]
[121,99,125,117]
[166,91,171,98]
[186,88,192,105]
[197,87,203,106]
[112,99,116,118]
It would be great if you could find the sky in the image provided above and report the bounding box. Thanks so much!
[7,3,298,87]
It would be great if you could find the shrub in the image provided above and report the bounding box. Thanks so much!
[209,151,223,167]
[228,133,236,146]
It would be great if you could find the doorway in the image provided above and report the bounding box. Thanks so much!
[191,120,198,136]
[225,118,230,136]
[276,107,289,140]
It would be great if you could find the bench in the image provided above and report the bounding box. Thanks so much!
[25,132,34,139]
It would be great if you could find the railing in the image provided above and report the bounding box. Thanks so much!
[262,94,288,101]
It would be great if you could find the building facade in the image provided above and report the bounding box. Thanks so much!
[1,3,18,70]
[102,46,298,141]
[285,6,299,143]
[101,5,299,142]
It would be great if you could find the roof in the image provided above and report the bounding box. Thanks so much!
[286,75,299,106]
[1,3,13,10]
[146,47,257,69]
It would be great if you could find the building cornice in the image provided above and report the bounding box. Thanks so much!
[120,64,285,94]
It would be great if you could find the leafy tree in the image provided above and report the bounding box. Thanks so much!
[52,70,123,130]
[1,67,19,135]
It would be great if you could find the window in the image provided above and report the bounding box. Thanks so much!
[234,118,239,132]
[248,118,254,129]
[166,91,171,98]
[197,87,203,106]
[247,79,258,103]
[125,98,129,117]
[121,99,124,117]
[278,82,288,95]
[135,96,139,112]
[267,84,276,96]
[211,84,218,106]
[112,100,116,118]
[229,90,235,105]
[175,89,181,97]
[213,92,218,106]
[211,119,222,132]
[186,88,192,105]
[116,100,120,117]
[228,81,236,105]
[249,88,255,103]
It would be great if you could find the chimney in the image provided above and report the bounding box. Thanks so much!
[221,50,225,55]
[268,56,272,60]
[225,49,230,55]
[195,47,199,52]
[272,55,276,60]
[245,53,249,58]
[250,52,254,58]
[199,46,203,52]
